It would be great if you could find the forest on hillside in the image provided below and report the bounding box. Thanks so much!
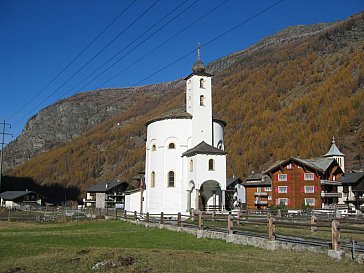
[7,13,364,197]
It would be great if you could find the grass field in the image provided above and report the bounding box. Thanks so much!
[0,220,362,273]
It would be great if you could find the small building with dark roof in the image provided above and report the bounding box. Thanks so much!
[0,190,45,209]
[339,172,364,211]
[242,172,272,209]
[84,180,128,209]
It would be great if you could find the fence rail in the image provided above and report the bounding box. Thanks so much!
[120,209,364,258]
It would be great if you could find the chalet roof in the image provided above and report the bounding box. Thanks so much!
[182,141,227,157]
[0,191,43,201]
[265,157,336,174]
[242,172,272,187]
[339,172,364,186]
[324,137,345,157]
[86,181,126,193]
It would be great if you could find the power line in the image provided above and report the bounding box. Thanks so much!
[90,0,286,118]
[7,0,137,122]
[13,0,286,132]
[61,0,287,127]
[45,0,196,105]
[97,0,229,88]
[0,120,12,192]
[12,0,161,126]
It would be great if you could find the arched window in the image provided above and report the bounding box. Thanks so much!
[200,95,205,106]
[168,142,175,149]
[151,171,156,187]
[208,159,215,171]
[168,171,175,187]
[217,140,223,150]
[151,144,156,151]
[189,160,193,172]
[200,78,205,88]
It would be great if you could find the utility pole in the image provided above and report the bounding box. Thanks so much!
[0,120,12,193]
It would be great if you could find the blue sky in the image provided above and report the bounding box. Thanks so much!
[0,0,363,140]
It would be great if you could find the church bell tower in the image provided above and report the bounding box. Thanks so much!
[185,49,214,146]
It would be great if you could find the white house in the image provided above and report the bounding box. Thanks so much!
[125,51,227,214]
[0,191,44,209]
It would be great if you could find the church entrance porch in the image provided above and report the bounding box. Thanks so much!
[196,180,225,212]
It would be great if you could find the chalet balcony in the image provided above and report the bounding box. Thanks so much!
[254,200,268,205]
[322,204,347,209]
[254,192,268,197]
[321,192,342,198]
[320,180,341,185]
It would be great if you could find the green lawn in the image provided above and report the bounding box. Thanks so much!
[0,220,362,273]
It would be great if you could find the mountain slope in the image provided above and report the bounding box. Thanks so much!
[5,12,364,197]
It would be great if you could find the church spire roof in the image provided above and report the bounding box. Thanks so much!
[192,47,205,74]
[324,136,345,157]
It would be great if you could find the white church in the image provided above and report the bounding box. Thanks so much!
[125,50,228,214]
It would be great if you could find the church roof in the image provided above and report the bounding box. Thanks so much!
[324,137,345,157]
[182,141,227,157]
[145,104,226,127]
[184,48,213,79]
[145,105,192,126]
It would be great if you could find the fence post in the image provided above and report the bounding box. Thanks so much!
[311,213,317,237]
[268,213,275,241]
[237,211,241,227]
[331,220,340,251]
[146,212,150,223]
[124,210,127,219]
[227,213,233,235]
[134,211,137,221]
[177,212,181,227]
[198,212,203,230]
[211,211,215,222]
[190,209,195,222]
[160,212,164,225]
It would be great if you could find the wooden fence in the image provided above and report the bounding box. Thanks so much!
[121,210,364,257]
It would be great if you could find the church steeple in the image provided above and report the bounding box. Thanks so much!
[185,48,213,146]
[324,136,345,172]
[192,47,205,74]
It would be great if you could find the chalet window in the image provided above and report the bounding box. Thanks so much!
[200,95,205,106]
[168,142,175,149]
[268,196,272,201]
[278,198,288,206]
[200,78,205,88]
[278,174,287,181]
[257,187,262,193]
[265,187,272,192]
[332,175,336,181]
[208,159,215,171]
[286,163,293,170]
[189,160,193,172]
[278,186,287,193]
[304,198,315,206]
[168,171,175,187]
[151,172,156,187]
[304,186,314,193]
[304,173,314,181]
[151,144,156,151]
